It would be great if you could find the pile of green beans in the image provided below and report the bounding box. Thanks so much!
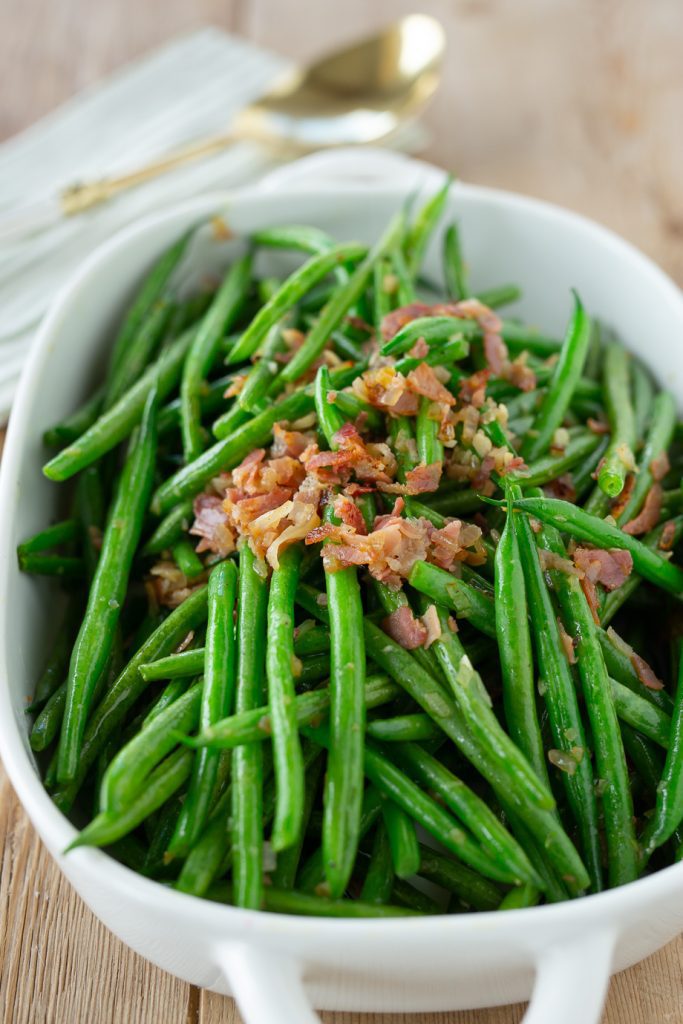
[22,180,683,919]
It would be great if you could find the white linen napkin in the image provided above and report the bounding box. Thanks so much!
[0,28,290,418]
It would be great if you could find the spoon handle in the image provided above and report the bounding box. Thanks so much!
[60,130,239,215]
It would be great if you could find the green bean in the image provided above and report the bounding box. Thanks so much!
[394,336,471,376]
[494,494,548,786]
[417,845,502,912]
[76,465,105,580]
[30,683,67,751]
[643,646,683,853]
[314,366,345,447]
[152,389,314,514]
[611,678,671,749]
[181,253,252,460]
[57,388,158,783]
[18,553,83,578]
[50,586,208,812]
[101,681,202,812]
[267,545,305,851]
[158,373,239,438]
[272,751,324,890]
[171,538,204,579]
[108,230,190,378]
[305,722,518,885]
[404,177,451,276]
[231,542,269,909]
[408,561,495,637]
[170,562,237,855]
[391,742,534,885]
[142,499,194,556]
[359,620,587,891]
[142,794,184,877]
[443,222,468,301]
[539,522,637,887]
[598,628,673,714]
[572,435,610,501]
[43,386,105,448]
[328,390,384,433]
[209,881,418,917]
[367,714,440,743]
[391,878,439,914]
[602,518,683,627]
[185,673,396,751]
[621,724,663,805]
[175,785,233,894]
[474,284,521,309]
[416,396,444,468]
[372,258,393,332]
[382,316,474,357]
[293,623,330,658]
[596,342,637,498]
[278,214,404,384]
[508,494,683,597]
[390,243,417,304]
[319,498,367,897]
[43,325,196,482]
[632,362,655,442]
[18,519,79,555]
[236,323,287,413]
[509,430,600,488]
[361,820,394,904]
[521,293,592,462]
[252,224,338,255]
[227,244,366,366]
[140,630,331,683]
[426,603,553,813]
[617,392,676,526]
[29,601,79,709]
[141,677,192,729]
[68,747,193,850]
[105,298,174,409]
[381,799,420,879]
[511,489,602,890]
[499,883,540,910]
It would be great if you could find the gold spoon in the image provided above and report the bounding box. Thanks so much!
[62,14,445,216]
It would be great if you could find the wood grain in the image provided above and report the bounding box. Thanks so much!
[1,1,683,1021]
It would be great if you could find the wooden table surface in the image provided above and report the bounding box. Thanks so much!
[1,1,682,1021]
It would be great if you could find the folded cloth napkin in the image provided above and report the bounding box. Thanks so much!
[0,28,290,418]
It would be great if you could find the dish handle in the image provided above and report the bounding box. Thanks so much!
[524,928,616,1024]
[216,928,616,1024]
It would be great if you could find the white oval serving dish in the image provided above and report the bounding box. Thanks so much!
[1,149,683,1024]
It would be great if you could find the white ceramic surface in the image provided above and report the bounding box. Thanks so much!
[2,149,683,1024]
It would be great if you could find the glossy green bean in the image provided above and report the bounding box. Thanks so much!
[57,388,158,783]
[267,545,305,851]
[508,495,683,597]
[68,747,193,850]
[443,222,468,301]
[643,647,683,853]
[152,389,314,514]
[232,541,269,909]
[617,392,676,526]
[43,325,196,482]
[227,243,366,365]
[521,293,592,462]
[597,341,637,498]
[511,490,602,890]
[170,561,237,854]
[278,214,404,384]
[181,253,252,460]
[50,586,208,813]
[381,799,420,879]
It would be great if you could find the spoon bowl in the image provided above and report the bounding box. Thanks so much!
[61,15,445,214]
[235,14,445,149]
